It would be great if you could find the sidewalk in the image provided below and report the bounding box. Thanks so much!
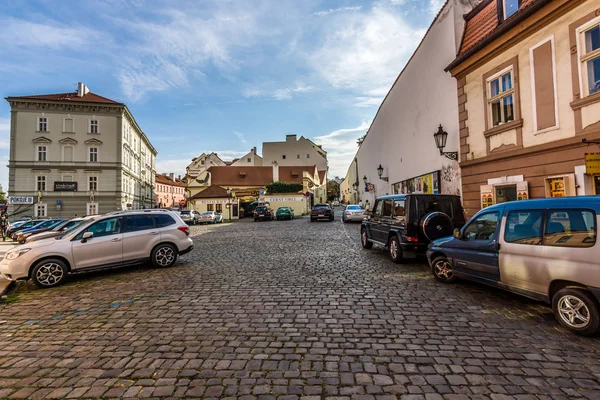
[0,241,18,297]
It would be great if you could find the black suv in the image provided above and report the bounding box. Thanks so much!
[253,206,274,221]
[361,194,465,263]
[310,204,334,222]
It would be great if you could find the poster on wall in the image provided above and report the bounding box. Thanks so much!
[392,171,440,195]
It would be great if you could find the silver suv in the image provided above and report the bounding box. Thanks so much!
[0,210,193,288]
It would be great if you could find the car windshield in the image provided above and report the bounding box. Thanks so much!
[57,219,96,240]
[278,207,289,211]
[347,205,361,210]
[201,212,213,215]
[180,211,191,215]
[58,220,83,232]
[256,207,267,212]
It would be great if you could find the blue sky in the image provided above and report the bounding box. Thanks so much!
[0,0,444,191]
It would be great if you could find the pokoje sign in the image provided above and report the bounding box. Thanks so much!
[54,181,78,191]
[7,196,34,205]
[585,153,600,176]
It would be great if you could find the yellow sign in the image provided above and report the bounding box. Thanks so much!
[586,153,600,176]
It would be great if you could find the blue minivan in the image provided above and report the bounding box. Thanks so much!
[427,197,600,336]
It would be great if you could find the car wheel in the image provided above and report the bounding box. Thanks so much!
[151,243,178,268]
[431,256,456,283]
[553,288,600,336]
[310,218,314,222]
[388,236,404,263]
[31,259,68,289]
[254,218,258,222]
[361,228,373,249]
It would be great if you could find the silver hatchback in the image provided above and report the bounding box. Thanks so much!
[0,210,194,288]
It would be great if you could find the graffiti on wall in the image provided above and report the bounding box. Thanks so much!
[441,163,461,196]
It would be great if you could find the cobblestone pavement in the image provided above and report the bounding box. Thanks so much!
[1,210,600,399]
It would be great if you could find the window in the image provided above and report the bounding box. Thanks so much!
[38,117,48,132]
[373,200,383,217]
[297,154,300,159]
[247,157,251,162]
[89,147,98,162]
[216,204,223,213]
[87,203,98,216]
[124,215,155,232]
[89,176,98,191]
[307,154,310,158]
[36,176,46,191]
[37,146,47,161]
[503,0,519,20]
[393,199,406,221]
[382,200,393,217]
[64,118,74,133]
[77,218,121,239]
[579,21,600,96]
[207,204,214,211]
[487,67,515,127]
[544,210,596,248]
[463,212,499,241]
[89,120,99,134]
[504,210,543,245]
[35,203,47,217]
[282,155,286,160]
[155,214,176,228]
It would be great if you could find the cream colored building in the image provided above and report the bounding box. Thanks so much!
[262,134,328,172]
[231,147,263,167]
[185,152,226,179]
[5,82,157,217]
[447,0,600,216]
[340,157,359,205]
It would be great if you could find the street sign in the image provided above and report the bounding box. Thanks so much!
[54,181,78,191]
[7,196,34,205]
[179,199,186,206]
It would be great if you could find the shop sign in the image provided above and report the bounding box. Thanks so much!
[54,181,78,191]
[547,178,565,197]
[264,196,304,202]
[235,190,260,197]
[7,196,34,205]
[585,153,600,176]
[195,199,228,204]
[392,171,440,195]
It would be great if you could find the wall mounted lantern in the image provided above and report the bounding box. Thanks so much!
[433,125,458,161]
[377,164,388,182]
[363,175,368,184]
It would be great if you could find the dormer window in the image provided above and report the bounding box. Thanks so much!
[502,0,519,20]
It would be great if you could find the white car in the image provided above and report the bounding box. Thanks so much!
[198,211,224,224]
[342,205,367,223]
[0,210,193,288]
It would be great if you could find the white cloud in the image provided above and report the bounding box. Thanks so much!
[313,121,371,178]
[0,18,101,49]
[0,118,10,150]
[309,7,425,107]
[233,130,248,145]
[313,6,362,16]
[243,83,316,101]
[428,0,445,15]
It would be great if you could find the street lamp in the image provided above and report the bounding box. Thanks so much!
[377,164,388,182]
[226,187,232,221]
[433,124,458,161]
[363,175,368,184]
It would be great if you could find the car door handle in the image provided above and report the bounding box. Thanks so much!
[111,238,122,242]
[149,232,159,236]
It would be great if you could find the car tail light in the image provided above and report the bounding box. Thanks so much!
[406,236,419,243]
[177,226,190,236]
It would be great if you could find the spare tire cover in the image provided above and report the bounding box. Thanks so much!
[421,212,454,241]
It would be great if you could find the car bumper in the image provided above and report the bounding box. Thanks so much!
[311,214,333,219]
[0,257,30,281]
[255,215,272,220]
[344,215,365,222]
[179,244,194,255]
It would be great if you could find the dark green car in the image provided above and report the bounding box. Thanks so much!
[276,207,294,221]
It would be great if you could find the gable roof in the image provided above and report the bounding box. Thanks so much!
[318,170,327,184]
[278,166,316,184]
[7,91,122,105]
[208,166,273,186]
[189,185,229,199]
[155,173,186,187]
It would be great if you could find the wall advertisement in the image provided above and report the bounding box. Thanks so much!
[392,171,440,195]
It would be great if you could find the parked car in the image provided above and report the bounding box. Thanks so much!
[180,210,200,225]
[427,197,600,336]
[254,206,274,221]
[342,204,366,223]
[361,194,465,263]
[6,219,46,238]
[310,204,334,222]
[0,210,193,289]
[276,207,294,220]
[24,216,97,244]
[198,211,223,224]
[333,200,340,206]
[15,219,66,244]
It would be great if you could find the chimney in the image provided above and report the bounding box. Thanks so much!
[286,134,297,143]
[272,163,279,182]
[77,82,89,97]
[169,173,174,180]
[252,146,257,154]
[178,175,181,180]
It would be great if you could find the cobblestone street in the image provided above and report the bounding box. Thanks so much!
[1,210,600,399]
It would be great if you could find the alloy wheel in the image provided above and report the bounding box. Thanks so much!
[434,259,453,281]
[155,246,175,267]
[557,295,591,329]
[36,263,64,286]
[390,239,399,259]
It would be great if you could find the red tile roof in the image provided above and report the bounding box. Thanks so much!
[189,185,229,199]
[208,166,273,186]
[8,91,122,105]
[318,170,327,184]
[155,173,186,187]
[278,166,316,185]
[458,0,538,56]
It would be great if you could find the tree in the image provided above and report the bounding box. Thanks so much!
[327,180,340,201]
[0,184,5,202]
[266,181,304,194]
[357,134,366,146]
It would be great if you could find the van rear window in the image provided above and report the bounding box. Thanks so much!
[543,210,596,248]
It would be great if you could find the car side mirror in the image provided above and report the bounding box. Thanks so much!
[453,228,461,239]
[82,231,93,242]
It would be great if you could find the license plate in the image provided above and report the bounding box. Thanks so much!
[318,214,324,216]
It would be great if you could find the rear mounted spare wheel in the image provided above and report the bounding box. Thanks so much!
[421,212,454,241]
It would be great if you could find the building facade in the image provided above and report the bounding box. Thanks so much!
[348,0,474,207]
[185,152,226,179]
[5,82,157,217]
[155,173,186,208]
[262,135,328,172]
[231,147,263,167]
[447,0,600,217]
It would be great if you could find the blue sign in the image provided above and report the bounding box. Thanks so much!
[56,200,62,206]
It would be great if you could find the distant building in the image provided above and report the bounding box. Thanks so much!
[231,147,263,167]
[155,173,186,208]
[5,82,157,217]
[262,134,328,172]
[185,152,226,179]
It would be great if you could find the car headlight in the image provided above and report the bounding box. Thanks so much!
[5,248,31,260]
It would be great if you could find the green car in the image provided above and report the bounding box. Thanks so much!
[276,207,295,221]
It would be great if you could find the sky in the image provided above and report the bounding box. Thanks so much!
[0,0,444,191]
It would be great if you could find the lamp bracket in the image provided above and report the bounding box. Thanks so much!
[380,177,389,182]
[582,138,600,145]
[442,151,459,161]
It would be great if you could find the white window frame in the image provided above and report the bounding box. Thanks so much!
[89,119,99,134]
[88,176,98,192]
[576,16,600,98]
[62,145,74,162]
[34,203,47,218]
[486,65,516,128]
[63,117,74,133]
[529,36,560,135]
[38,117,48,132]
[36,175,47,192]
[89,147,99,162]
[502,0,519,20]
[86,203,98,216]
[36,145,48,161]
